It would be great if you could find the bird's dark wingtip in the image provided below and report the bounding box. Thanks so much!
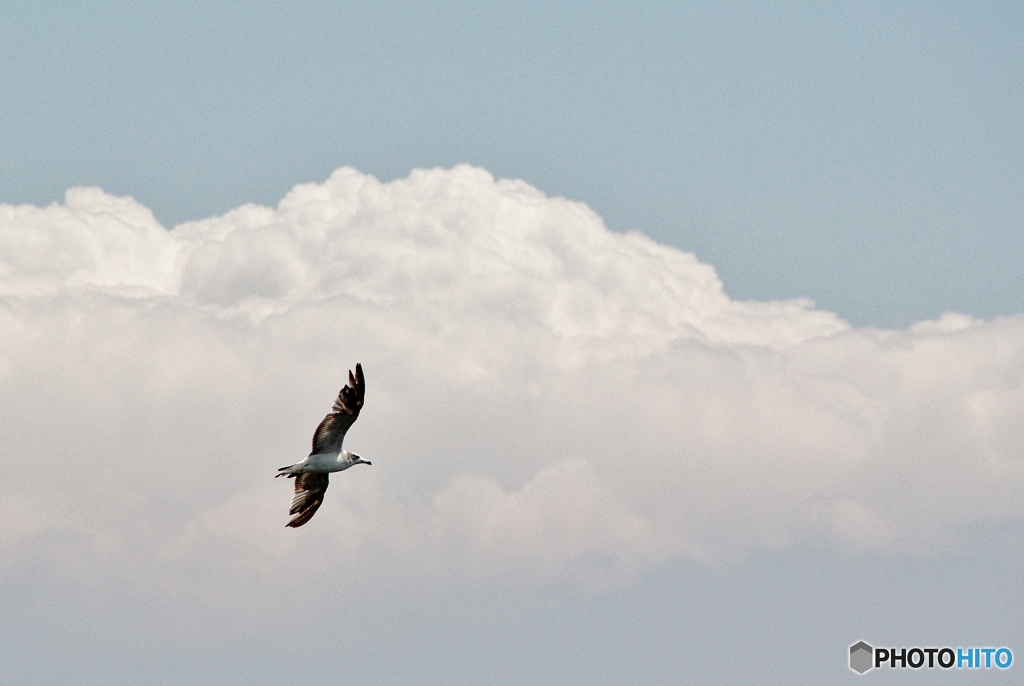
[286,510,315,527]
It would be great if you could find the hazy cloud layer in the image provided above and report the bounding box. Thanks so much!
[2,166,1022,620]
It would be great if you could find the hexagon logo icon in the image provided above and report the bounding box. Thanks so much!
[850,641,873,674]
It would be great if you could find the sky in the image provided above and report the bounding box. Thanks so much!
[2,1,1023,327]
[1,2,1022,685]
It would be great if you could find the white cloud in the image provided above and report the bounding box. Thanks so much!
[1,165,1022,614]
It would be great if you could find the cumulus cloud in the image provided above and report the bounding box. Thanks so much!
[1,165,1022,616]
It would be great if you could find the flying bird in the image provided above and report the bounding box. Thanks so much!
[276,363,370,527]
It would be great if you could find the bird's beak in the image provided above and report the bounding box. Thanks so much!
[365,461,372,466]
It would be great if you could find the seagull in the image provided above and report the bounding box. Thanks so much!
[276,363,370,527]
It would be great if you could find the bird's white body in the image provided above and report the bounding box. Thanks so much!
[281,449,365,475]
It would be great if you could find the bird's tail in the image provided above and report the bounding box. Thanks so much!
[276,464,299,478]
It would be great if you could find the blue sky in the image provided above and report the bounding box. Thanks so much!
[2,3,1023,685]
[2,1,1022,326]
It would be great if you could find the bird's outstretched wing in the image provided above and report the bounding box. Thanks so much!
[309,363,365,456]
[286,472,329,528]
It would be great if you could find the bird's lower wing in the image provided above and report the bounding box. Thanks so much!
[286,472,330,528]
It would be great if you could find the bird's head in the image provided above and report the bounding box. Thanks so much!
[351,452,371,466]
